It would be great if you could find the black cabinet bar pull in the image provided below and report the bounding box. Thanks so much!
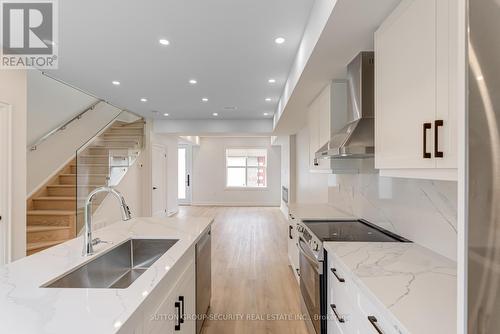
[330,304,345,323]
[331,268,345,283]
[174,301,181,331]
[368,316,384,334]
[423,122,432,159]
[289,225,293,239]
[179,296,185,323]
[434,120,444,158]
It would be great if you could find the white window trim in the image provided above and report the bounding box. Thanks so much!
[225,147,268,190]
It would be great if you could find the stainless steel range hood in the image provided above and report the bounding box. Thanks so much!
[315,52,375,159]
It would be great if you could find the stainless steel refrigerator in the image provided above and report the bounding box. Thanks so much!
[468,0,500,332]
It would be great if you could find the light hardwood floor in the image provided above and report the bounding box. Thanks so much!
[177,206,308,334]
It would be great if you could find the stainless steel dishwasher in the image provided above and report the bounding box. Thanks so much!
[196,228,211,334]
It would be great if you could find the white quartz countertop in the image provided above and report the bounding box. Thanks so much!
[0,216,213,334]
[287,203,354,220]
[323,242,456,334]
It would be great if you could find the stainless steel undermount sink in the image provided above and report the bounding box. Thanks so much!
[43,238,179,289]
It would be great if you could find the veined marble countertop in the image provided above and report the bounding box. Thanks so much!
[324,242,457,334]
[0,216,213,334]
[287,203,354,220]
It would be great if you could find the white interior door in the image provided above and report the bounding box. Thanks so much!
[152,144,167,217]
[178,145,192,205]
[0,103,12,264]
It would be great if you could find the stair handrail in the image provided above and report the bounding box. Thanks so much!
[28,99,103,151]
[28,71,144,152]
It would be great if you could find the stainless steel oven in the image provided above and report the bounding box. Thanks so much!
[298,237,325,334]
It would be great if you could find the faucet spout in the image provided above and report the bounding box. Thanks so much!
[83,186,132,256]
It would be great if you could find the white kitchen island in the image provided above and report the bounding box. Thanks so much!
[0,216,213,334]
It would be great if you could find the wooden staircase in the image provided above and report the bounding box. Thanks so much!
[27,119,145,255]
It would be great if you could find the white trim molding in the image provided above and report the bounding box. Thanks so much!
[0,102,13,264]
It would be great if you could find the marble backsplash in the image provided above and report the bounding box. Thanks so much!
[327,173,458,261]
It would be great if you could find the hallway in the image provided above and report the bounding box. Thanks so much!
[177,206,308,334]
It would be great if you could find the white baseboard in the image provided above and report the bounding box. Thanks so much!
[191,202,280,207]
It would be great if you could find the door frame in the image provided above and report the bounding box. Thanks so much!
[0,102,12,264]
[151,144,168,217]
[178,144,192,205]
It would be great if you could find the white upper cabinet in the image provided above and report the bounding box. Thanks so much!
[374,0,459,180]
[308,81,348,172]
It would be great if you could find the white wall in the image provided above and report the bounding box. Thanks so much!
[295,125,329,203]
[92,153,147,230]
[191,137,281,206]
[154,119,273,135]
[27,71,97,145]
[27,102,122,195]
[0,70,27,260]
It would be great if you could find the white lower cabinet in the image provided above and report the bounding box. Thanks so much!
[138,248,196,334]
[327,254,400,334]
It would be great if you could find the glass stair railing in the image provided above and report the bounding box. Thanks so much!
[75,111,145,234]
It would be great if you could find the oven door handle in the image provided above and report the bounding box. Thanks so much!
[298,238,320,273]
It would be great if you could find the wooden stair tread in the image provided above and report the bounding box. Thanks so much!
[27,240,66,251]
[78,155,110,157]
[27,210,75,216]
[27,226,71,232]
[70,164,108,167]
[47,184,102,188]
[34,196,77,201]
[60,173,108,177]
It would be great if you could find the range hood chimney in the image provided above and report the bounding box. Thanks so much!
[315,51,375,160]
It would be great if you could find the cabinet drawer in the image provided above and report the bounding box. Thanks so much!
[327,257,358,329]
[353,290,402,334]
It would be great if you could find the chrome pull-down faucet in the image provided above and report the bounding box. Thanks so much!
[83,186,132,256]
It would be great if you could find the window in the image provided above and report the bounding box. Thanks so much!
[226,148,267,188]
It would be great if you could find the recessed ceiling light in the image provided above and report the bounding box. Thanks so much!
[140,98,148,102]
[265,98,272,102]
[268,78,276,84]
[212,112,219,116]
[477,75,484,81]
[112,81,120,85]
[189,79,197,85]
[202,97,209,102]
[274,37,285,44]
[163,113,169,116]
[263,112,269,116]
[159,39,170,46]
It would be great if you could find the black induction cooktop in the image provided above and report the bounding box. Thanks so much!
[302,219,410,242]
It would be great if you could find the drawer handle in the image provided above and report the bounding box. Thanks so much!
[174,301,181,331]
[434,120,444,158]
[368,316,384,334]
[330,304,345,323]
[423,122,432,159]
[331,268,345,283]
[289,225,293,239]
[179,296,185,323]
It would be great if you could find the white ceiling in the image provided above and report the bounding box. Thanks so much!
[46,0,314,120]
